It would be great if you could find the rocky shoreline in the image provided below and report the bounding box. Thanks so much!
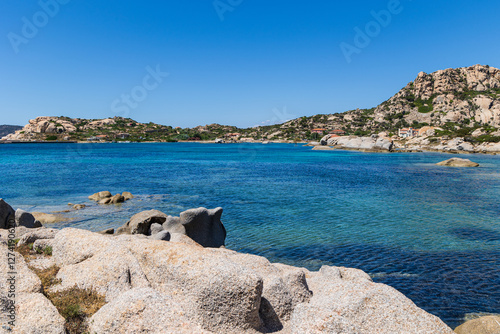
[0,198,497,333]
[317,134,500,155]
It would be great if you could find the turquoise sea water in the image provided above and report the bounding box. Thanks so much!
[1,143,499,327]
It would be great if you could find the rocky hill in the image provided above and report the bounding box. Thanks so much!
[261,64,500,140]
[1,116,240,143]
[2,65,499,143]
[0,125,22,138]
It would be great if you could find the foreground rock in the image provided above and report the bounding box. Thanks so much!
[454,315,500,334]
[0,241,66,333]
[0,199,15,229]
[320,135,394,152]
[42,227,454,334]
[116,209,168,235]
[15,209,42,228]
[117,207,227,248]
[437,158,480,167]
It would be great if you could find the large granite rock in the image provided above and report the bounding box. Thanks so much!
[289,265,454,333]
[89,288,212,334]
[17,228,59,246]
[437,158,480,167]
[179,207,226,248]
[15,209,42,228]
[10,293,66,334]
[454,315,500,334]
[118,207,227,248]
[0,199,15,229]
[43,227,454,334]
[116,209,169,235]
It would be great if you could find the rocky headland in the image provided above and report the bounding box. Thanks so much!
[0,198,465,333]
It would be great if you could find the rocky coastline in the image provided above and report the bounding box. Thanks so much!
[1,198,496,333]
[317,134,500,155]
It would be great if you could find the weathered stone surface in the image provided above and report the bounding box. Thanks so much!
[122,191,134,200]
[179,207,226,248]
[126,239,264,332]
[151,230,170,241]
[18,228,59,246]
[52,228,114,266]
[15,209,42,228]
[322,135,393,152]
[7,293,66,334]
[52,244,151,301]
[290,265,454,334]
[437,158,480,167]
[454,315,500,334]
[89,288,212,334]
[162,216,185,234]
[0,199,15,229]
[116,209,168,235]
[0,244,41,294]
[149,223,164,236]
[73,204,86,210]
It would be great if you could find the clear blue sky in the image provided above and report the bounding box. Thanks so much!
[1,0,499,128]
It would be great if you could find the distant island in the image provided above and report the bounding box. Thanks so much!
[2,65,499,152]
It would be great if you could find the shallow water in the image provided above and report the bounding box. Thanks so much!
[1,142,499,327]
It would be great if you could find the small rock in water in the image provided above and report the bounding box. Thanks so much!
[99,198,112,205]
[110,194,125,204]
[73,204,86,210]
[436,158,480,167]
[122,192,134,200]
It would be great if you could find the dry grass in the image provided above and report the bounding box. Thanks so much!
[31,265,61,290]
[47,286,106,334]
[17,242,106,334]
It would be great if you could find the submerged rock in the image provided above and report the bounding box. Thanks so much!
[436,158,480,167]
[31,212,70,224]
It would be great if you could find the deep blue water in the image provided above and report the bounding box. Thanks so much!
[1,143,499,328]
